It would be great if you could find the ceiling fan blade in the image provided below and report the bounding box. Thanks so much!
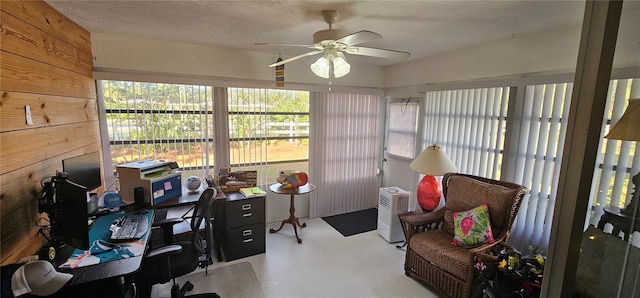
[255,42,316,49]
[344,46,411,60]
[268,50,324,67]
[335,30,382,46]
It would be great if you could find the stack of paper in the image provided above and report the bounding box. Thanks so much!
[240,187,266,198]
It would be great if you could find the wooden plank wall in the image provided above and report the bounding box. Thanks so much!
[0,0,100,265]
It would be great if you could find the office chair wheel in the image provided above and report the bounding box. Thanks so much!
[180,281,194,297]
[185,281,194,291]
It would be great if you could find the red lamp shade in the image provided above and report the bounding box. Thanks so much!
[417,175,442,211]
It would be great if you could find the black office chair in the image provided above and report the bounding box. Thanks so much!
[135,187,219,298]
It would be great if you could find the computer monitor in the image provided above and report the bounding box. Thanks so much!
[62,152,102,191]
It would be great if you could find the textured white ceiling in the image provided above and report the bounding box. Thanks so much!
[43,1,634,67]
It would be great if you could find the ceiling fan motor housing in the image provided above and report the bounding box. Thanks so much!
[313,29,348,45]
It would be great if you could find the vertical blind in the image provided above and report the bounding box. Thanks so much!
[226,87,310,186]
[489,79,638,251]
[589,78,640,239]
[309,92,382,217]
[101,80,214,178]
[509,83,572,251]
[418,78,638,252]
[227,87,270,186]
[422,87,510,179]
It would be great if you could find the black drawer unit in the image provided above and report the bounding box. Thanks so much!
[226,196,265,228]
[226,223,266,261]
[218,192,266,261]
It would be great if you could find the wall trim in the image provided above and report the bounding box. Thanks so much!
[93,68,384,95]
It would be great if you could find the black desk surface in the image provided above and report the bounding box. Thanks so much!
[46,206,154,288]
[154,185,226,208]
[66,253,143,286]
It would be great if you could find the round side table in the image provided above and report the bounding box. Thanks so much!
[269,183,316,243]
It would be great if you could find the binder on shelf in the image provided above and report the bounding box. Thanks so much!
[239,187,266,198]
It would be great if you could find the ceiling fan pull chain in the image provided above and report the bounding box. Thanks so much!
[328,61,334,91]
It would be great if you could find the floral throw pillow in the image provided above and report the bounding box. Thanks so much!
[451,202,495,247]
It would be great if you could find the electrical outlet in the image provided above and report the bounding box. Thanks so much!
[25,105,33,125]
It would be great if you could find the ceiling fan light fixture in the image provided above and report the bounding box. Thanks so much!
[332,52,350,78]
[310,52,351,79]
[310,56,331,78]
[258,9,410,80]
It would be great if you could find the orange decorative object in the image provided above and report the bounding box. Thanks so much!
[417,175,441,211]
[281,172,309,188]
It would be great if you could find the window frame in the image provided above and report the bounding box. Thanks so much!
[225,87,310,185]
[385,98,418,161]
[99,80,215,180]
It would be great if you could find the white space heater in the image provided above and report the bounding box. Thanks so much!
[378,187,410,243]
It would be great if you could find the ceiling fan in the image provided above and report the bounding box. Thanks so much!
[256,10,411,79]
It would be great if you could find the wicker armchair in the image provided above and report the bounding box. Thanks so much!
[399,173,527,298]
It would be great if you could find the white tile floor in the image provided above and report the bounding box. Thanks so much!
[201,217,439,298]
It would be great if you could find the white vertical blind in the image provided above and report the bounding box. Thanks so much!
[213,87,230,176]
[419,79,638,252]
[309,92,382,217]
[225,87,310,186]
[100,80,214,178]
[422,87,509,179]
[589,78,640,235]
[509,83,572,251]
[227,87,269,187]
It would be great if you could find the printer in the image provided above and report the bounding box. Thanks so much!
[116,160,182,206]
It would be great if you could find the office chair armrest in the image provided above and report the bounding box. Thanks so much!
[144,244,183,262]
[152,217,184,244]
[152,217,184,228]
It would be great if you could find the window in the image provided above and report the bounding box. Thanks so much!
[417,78,639,252]
[508,78,638,251]
[421,87,510,179]
[509,82,572,251]
[100,80,214,178]
[386,99,418,159]
[227,87,309,185]
[589,78,639,233]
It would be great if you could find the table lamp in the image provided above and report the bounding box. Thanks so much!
[409,145,458,211]
[604,98,640,215]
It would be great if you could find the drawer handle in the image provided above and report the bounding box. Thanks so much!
[243,212,253,217]
[243,238,253,243]
[243,229,252,236]
[242,203,252,210]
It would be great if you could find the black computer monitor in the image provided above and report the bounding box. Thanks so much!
[62,152,102,191]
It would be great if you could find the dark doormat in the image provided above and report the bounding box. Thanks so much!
[322,208,378,237]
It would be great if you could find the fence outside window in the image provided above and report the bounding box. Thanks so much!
[100,80,214,179]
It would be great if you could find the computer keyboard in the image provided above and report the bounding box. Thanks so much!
[110,215,145,241]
